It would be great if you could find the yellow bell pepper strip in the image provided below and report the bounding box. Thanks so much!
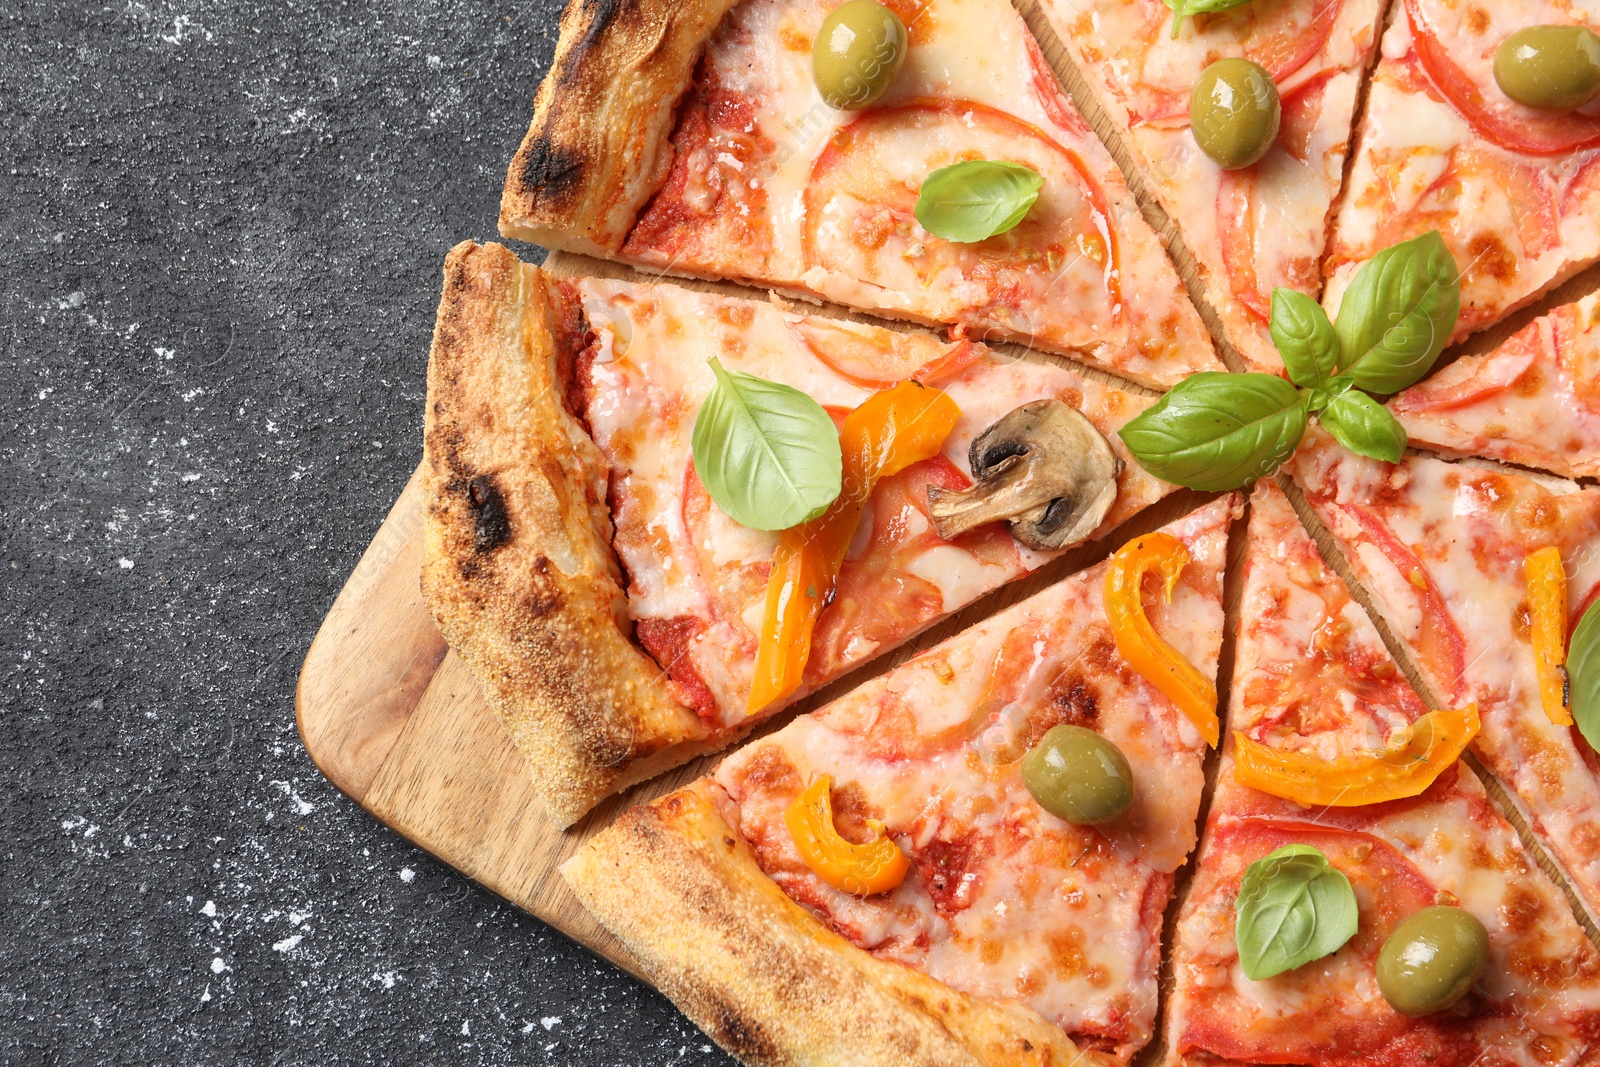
[784,776,909,896]
[1526,546,1574,726]
[1233,705,1481,807]
[747,381,960,713]
[1104,532,1219,745]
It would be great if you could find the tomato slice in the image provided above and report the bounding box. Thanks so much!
[786,318,956,388]
[1405,0,1600,156]
[1023,29,1086,137]
[1215,73,1334,327]
[1338,503,1469,702]
[1390,336,1538,413]
[1126,0,1343,125]
[803,100,1121,338]
[786,319,982,389]
[1177,820,1445,1066]
[1216,171,1271,325]
[805,456,1021,685]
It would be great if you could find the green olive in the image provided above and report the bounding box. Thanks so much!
[1376,906,1490,1017]
[1189,58,1281,170]
[1495,25,1600,112]
[1021,725,1134,825]
[812,0,908,111]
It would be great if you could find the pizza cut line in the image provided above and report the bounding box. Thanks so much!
[564,497,1239,1065]
[396,0,1600,1062]
[499,0,1222,388]
[1325,0,1600,347]
[1166,481,1600,1067]
[1044,0,1385,373]
[1286,426,1600,926]
[421,240,1177,827]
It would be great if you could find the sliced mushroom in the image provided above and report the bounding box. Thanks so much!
[927,399,1121,551]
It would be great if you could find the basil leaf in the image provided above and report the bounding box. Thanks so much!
[1235,844,1359,980]
[914,161,1044,243]
[1334,230,1461,395]
[1304,374,1354,416]
[1162,0,1254,36]
[1118,372,1308,491]
[1318,390,1407,463]
[1568,599,1600,752]
[1270,288,1339,389]
[690,358,843,531]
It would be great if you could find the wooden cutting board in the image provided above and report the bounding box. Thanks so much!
[293,242,1216,988]
[294,0,1600,1042]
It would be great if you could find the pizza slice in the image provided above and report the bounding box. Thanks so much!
[1390,290,1600,479]
[422,241,1177,826]
[1285,426,1600,920]
[499,0,1222,387]
[563,496,1239,1064]
[1325,0,1600,346]
[1043,0,1384,373]
[1165,480,1600,1066]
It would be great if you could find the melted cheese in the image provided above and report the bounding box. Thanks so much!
[1287,429,1600,921]
[1393,292,1600,479]
[1044,0,1383,372]
[576,276,1170,728]
[1326,0,1600,341]
[1166,480,1600,1066]
[621,0,1219,387]
[715,498,1235,1056]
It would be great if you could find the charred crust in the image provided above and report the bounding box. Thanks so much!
[516,137,587,206]
[566,0,630,73]
[703,993,780,1063]
[421,242,712,826]
[500,0,744,252]
[467,474,511,551]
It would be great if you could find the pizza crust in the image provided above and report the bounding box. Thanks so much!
[562,780,1118,1067]
[420,241,731,828]
[498,0,741,256]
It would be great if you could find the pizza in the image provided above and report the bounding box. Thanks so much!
[1324,0,1600,345]
[421,241,1175,825]
[563,497,1238,1064]
[1044,0,1383,373]
[1286,426,1600,920]
[1390,291,1600,479]
[1165,480,1600,1066]
[498,0,1224,387]
[384,0,1600,1059]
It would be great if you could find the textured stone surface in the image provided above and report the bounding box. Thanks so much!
[1,2,733,1062]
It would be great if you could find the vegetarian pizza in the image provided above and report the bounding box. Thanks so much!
[564,499,1237,1064]
[499,0,1222,387]
[1166,481,1600,1066]
[1045,0,1384,373]
[393,0,1600,1061]
[421,241,1172,825]
[1325,0,1600,344]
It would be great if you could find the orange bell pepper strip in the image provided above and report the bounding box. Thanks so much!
[746,380,960,713]
[1104,532,1219,746]
[784,776,909,896]
[1526,546,1573,727]
[1232,705,1480,806]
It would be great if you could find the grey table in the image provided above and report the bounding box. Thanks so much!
[2,3,734,1063]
